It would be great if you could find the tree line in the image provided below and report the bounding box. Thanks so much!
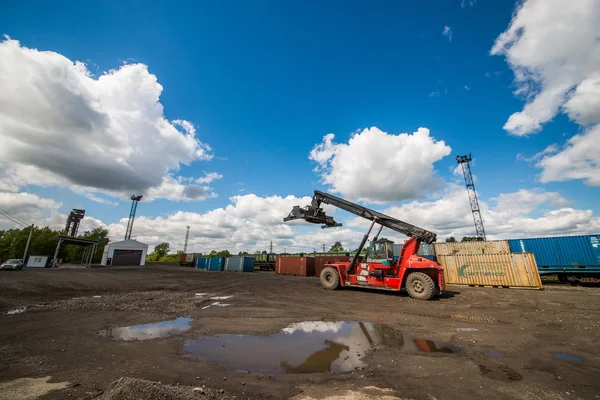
[0,226,109,264]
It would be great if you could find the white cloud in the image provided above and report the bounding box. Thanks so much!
[381,184,600,240]
[442,26,453,42]
[309,127,452,204]
[491,0,600,135]
[536,124,600,186]
[461,0,476,8]
[463,85,471,91]
[0,37,216,202]
[0,192,62,229]
[4,188,598,254]
[429,91,440,98]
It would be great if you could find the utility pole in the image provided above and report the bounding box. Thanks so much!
[184,225,190,253]
[22,224,34,263]
[270,241,273,254]
[322,243,326,252]
[456,154,486,240]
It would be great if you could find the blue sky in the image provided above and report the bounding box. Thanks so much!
[1,0,598,251]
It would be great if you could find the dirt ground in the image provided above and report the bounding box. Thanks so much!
[1,266,599,400]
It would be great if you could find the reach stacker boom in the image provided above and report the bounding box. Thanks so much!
[284,190,445,300]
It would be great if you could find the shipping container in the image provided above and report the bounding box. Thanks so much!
[437,252,542,289]
[433,240,511,256]
[508,235,600,275]
[195,257,209,270]
[314,256,353,277]
[224,257,255,272]
[207,257,224,271]
[180,252,202,266]
[275,256,315,276]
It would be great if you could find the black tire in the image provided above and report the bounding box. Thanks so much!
[405,272,436,300]
[320,267,341,290]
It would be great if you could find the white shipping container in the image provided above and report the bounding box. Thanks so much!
[27,256,49,268]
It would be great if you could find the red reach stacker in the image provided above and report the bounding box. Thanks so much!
[284,190,445,300]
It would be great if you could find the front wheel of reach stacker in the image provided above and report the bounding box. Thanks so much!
[405,272,436,300]
[320,267,341,290]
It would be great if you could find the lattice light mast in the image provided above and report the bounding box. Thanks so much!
[456,154,486,240]
[124,195,143,240]
[184,225,190,253]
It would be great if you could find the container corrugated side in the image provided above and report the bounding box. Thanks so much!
[275,257,315,276]
[195,257,208,270]
[508,235,600,275]
[207,257,224,271]
[225,257,255,272]
[437,253,542,289]
[434,240,510,256]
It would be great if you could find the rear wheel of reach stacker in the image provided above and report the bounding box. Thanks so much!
[320,267,341,290]
[405,272,436,300]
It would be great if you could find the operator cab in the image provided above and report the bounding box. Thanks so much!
[365,239,395,265]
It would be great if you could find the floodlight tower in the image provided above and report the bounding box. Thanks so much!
[124,195,143,240]
[456,154,486,240]
[184,225,190,253]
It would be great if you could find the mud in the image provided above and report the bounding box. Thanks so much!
[0,265,599,399]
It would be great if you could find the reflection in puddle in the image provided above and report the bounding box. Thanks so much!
[554,353,582,362]
[5,307,26,315]
[98,317,192,341]
[183,321,459,374]
[487,349,503,358]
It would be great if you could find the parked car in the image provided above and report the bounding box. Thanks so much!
[1,259,24,271]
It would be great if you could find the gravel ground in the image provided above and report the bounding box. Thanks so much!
[0,266,599,400]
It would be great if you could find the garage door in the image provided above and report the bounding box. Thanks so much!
[111,249,143,266]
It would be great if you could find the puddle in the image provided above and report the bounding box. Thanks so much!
[183,321,459,374]
[98,317,192,341]
[487,349,503,358]
[5,307,26,315]
[554,353,582,362]
[210,295,233,300]
[455,328,478,332]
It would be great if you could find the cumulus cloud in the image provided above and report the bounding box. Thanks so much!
[491,0,600,135]
[0,37,217,202]
[309,127,452,204]
[0,192,62,229]
[4,188,598,253]
[536,124,600,186]
[442,26,453,42]
[381,184,600,240]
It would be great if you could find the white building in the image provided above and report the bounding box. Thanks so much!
[101,239,149,266]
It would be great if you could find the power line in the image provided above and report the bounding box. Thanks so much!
[0,209,28,228]
[0,208,29,226]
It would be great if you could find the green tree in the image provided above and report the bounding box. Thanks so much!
[153,242,170,260]
[445,237,457,243]
[329,241,344,252]
[461,236,485,242]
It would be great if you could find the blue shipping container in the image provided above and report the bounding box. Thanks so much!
[195,257,208,270]
[207,257,224,271]
[508,235,600,275]
[225,257,255,272]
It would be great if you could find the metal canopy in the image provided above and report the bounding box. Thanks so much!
[52,236,98,267]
